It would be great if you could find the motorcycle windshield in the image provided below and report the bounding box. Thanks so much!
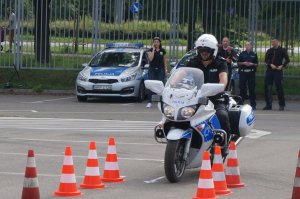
[166,67,204,91]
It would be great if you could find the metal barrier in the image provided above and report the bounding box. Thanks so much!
[0,0,299,77]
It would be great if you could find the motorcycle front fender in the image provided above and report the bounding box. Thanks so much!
[167,129,191,140]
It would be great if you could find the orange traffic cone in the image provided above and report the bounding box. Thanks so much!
[21,149,40,199]
[292,150,300,199]
[192,151,219,199]
[53,146,82,197]
[80,141,106,189]
[212,145,232,195]
[225,141,245,188]
[102,137,125,183]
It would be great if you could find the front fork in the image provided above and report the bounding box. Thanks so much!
[183,137,192,161]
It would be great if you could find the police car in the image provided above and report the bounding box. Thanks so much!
[76,43,149,102]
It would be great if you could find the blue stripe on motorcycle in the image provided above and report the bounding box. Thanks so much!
[181,130,192,139]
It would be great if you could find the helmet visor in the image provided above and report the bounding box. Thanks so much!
[197,46,213,54]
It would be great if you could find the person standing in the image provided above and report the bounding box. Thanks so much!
[217,37,237,89]
[237,42,258,110]
[7,8,16,53]
[263,38,290,111]
[146,36,167,108]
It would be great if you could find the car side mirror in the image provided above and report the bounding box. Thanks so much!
[170,62,177,68]
[198,97,208,105]
[82,63,88,68]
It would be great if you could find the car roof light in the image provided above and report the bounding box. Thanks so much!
[105,42,144,49]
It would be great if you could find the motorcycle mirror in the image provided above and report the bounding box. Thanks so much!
[199,83,225,97]
[145,80,164,94]
[198,97,208,105]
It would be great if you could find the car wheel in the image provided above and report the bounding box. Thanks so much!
[77,95,87,102]
[136,82,145,102]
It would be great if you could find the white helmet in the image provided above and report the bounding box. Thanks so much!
[195,34,218,59]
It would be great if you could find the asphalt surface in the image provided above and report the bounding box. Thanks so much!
[0,94,299,199]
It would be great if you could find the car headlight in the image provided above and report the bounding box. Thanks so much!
[121,73,137,82]
[163,105,175,119]
[77,72,88,82]
[180,106,196,119]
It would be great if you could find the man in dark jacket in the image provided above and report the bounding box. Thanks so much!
[217,37,238,90]
[263,38,290,111]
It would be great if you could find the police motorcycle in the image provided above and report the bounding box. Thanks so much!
[145,67,255,183]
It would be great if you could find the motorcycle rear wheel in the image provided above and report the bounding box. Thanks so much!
[164,139,186,183]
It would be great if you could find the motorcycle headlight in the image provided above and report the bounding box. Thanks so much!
[121,73,137,82]
[77,72,88,82]
[180,106,196,119]
[163,105,175,119]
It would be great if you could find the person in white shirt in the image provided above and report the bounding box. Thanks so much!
[7,9,16,52]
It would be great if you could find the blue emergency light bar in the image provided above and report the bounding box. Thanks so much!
[106,42,144,49]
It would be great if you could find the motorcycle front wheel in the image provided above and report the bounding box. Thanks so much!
[164,139,186,183]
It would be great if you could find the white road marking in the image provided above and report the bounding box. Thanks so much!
[0,110,37,112]
[0,152,164,162]
[0,172,126,179]
[22,97,75,104]
[0,172,69,178]
[144,176,165,184]
[247,129,272,139]
[7,137,163,146]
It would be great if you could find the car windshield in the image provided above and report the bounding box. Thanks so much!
[89,52,140,67]
[176,49,197,67]
[166,67,204,90]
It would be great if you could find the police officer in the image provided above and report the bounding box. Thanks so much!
[186,34,230,157]
[238,42,258,110]
[263,38,289,111]
[146,36,168,108]
[217,37,237,89]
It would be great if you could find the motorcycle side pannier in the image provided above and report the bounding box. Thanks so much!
[229,104,255,137]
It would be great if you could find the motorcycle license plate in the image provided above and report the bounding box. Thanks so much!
[93,85,112,90]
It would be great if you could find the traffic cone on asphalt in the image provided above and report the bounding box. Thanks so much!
[292,150,300,199]
[102,137,125,183]
[192,151,219,199]
[225,141,245,188]
[21,149,40,199]
[80,141,106,189]
[212,145,233,195]
[53,146,82,197]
